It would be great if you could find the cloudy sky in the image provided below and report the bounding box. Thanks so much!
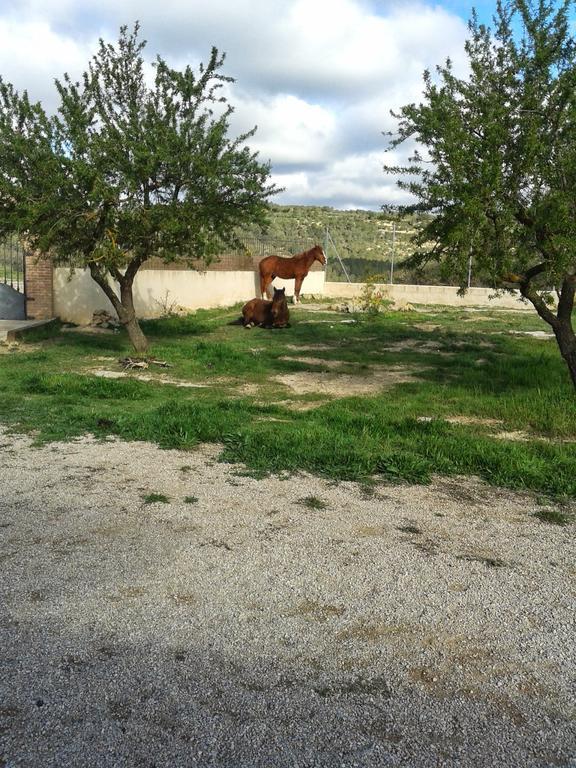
[0,0,499,210]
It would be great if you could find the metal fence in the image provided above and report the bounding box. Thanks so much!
[141,235,323,272]
[0,235,26,293]
[225,235,322,262]
[324,225,491,288]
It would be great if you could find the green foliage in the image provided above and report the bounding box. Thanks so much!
[358,275,391,314]
[0,24,278,265]
[385,0,576,385]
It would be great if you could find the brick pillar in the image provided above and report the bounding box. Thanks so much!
[24,253,54,320]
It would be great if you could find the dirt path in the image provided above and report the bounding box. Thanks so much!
[1,429,575,767]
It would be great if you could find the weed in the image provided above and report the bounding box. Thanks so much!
[232,468,270,480]
[358,275,391,314]
[143,493,170,504]
[533,508,572,526]
[397,524,422,534]
[184,496,199,504]
[358,478,379,498]
[298,495,328,510]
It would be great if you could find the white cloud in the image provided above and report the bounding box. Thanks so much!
[271,150,416,209]
[232,94,337,167]
[0,0,471,209]
[0,18,92,108]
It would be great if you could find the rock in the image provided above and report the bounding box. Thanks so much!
[90,309,120,328]
[391,301,415,312]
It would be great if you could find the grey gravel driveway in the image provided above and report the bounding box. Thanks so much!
[1,429,575,767]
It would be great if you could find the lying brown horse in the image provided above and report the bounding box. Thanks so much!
[242,287,290,328]
[259,244,326,303]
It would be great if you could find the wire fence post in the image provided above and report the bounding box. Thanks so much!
[326,229,351,283]
[389,223,396,285]
[467,252,472,289]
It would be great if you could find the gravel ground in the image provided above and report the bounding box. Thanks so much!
[1,428,575,768]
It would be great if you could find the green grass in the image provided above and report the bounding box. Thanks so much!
[143,493,170,504]
[533,507,573,526]
[1,303,575,499]
[298,495,329,510]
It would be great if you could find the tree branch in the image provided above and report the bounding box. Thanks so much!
[123,251,149,285]
[88,261,123,317]
[504,263,558,327]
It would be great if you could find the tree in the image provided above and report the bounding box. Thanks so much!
[384,0,576,387]
[0,24,280,352]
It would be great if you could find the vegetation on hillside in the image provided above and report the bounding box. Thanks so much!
[241,205,496,286]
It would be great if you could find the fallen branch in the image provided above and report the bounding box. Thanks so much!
[118,357,172,370]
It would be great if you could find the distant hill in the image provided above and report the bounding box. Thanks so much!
[241,205,442,284]
[240,204,490,286]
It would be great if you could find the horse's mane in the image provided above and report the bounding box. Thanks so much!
[294,245,322,261]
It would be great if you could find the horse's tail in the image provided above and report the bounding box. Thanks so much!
[228,316,244,326]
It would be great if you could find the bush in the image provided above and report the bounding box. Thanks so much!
[359,275,391,314]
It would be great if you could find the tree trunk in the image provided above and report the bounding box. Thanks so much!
[121,313,149,353]
[119,281,149,354]
[519,272,576,390]
[554,320,576,390]
[88,261,149,354]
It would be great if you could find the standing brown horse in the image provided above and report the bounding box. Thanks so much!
[259,245,326,303]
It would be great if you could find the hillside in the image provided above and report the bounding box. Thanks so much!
[240,205,474,285]
[239,205,425,282]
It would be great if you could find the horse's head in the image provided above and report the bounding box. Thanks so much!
[313,245,327,266]
[272,287,286,302]
[271,287,290,326]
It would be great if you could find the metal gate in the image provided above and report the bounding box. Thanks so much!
[0,235,26,320]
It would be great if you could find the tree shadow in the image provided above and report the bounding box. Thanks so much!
[3,613,566,768]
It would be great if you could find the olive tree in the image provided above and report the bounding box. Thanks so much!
[385,0,576,387]
[0,24,279,351]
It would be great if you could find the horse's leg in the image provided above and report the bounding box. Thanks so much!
[260,271,274,299]
[293,275,304,304]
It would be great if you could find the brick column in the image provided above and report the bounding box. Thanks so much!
[24,253,54,320]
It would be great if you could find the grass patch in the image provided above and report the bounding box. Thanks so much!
[298,495,329,510]
[533,507,573,526]
[143,493,170,504]
[0,304,575,499]
[184,495,199,504]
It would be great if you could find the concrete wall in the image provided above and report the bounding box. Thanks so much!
[53,268,532,325]
[54,268,326,324]
[324,282,532,310]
